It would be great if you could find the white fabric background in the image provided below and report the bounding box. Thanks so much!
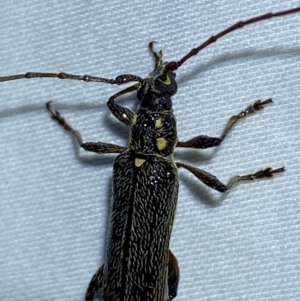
[0,1,299,301]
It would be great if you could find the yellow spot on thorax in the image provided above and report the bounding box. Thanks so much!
[155,118,163,129]
[135,158,146,167]
[156,137,167,150]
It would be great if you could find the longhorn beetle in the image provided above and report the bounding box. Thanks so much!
[1,7,299,301]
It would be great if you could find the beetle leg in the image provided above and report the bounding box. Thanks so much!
[81,142,126,154]
[177,99,272,149]
[85,264,104,301]
[46,101,126,153]
[176,162,285,192]
[167,250,180,301]
[106,83,140,126]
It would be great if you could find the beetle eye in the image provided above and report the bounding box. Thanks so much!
[158,74,171,85]
[160,74,167,81]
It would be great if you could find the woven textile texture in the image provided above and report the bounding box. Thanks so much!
[1,1,299,301]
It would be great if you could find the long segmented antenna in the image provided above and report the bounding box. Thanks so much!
[164,7,300,73]
[0,7,299,82]
[0,71,143,85]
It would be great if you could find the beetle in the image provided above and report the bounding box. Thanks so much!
[1,6,299,301]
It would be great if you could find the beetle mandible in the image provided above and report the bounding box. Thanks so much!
[1,7,299,301]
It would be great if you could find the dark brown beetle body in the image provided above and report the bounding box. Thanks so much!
[101,65,180,301]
